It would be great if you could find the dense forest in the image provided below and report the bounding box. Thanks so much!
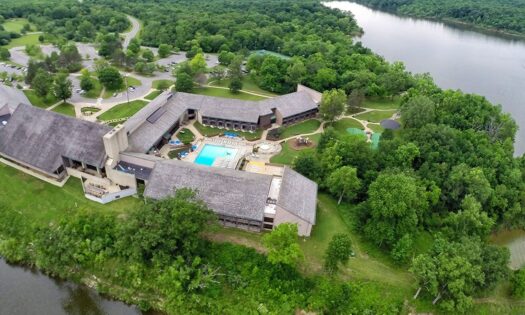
[353,0,525,35]
[1,0,525,313]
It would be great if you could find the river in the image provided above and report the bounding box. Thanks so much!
[0,258,147,315]
[325,1,525,156]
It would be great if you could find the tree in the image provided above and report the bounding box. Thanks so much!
[218,51,235,65]
[175,71,194,92]
[229,76,242,93]
[324,233,353,274]
[262,223,303,267]
[53,73,72,102]
[142,49,155,62]
[209,65,226,82]
[319,89,346,122]
[158,44,172,58]
[401,95,436,129]
[285,59,306,86]
[128,38,141,54]
[326,166,361,204]
[347,89,365,111]
[98,67,123,90]
[80,75,94,92]
[98,33,122,58]
[117,189,216,262]
[157,80,171,91]
[443,195,494,239]
[32,69,51,97]
[364,173,428,248]
[391,233,414,263]
[189,53,207,76]
[512,268,525,298]
[57,43,82,72]
[0,47,10,61]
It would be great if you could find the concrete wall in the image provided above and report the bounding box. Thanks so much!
[275,110,283,126]
[85,187,137,204]
[274,206,313,236]
[103,124,128,159]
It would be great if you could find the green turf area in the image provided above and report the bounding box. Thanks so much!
[193,87,265,101]
[279,119,321,139]
[98,100,148,122]
[51,102,75,117]
[80,106,100,115]
[4,33,41,49]
[355,110,397,123]
[0,164,141,225]
[194,122,262,141]
[83,78,103,99]
[270,133,321,165]
[144,90,162,100]
[368,123,385,133]
[175,128,195,144]
[101,76,142,98]
[23,90,58,108]
[152,79,174,89]
[363,97,401,110]
[328,118,364,134]
[207,76,278,97]
[2,18,34,33]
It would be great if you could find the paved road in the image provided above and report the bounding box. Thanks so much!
[122,16,140,49]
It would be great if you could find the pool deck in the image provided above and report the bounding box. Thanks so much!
[183,137,253,169]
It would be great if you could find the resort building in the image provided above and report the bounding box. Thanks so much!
[0,84,30,126]
[0,83,320,236]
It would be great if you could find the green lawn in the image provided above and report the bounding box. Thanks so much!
[51,102,76,117]
[98,100,148,122]
[208,77,278,97]
[175,128,195,144]
[0,164,141,225]
[279,119,321,139]
[23,90,58,108]
[355,110,397,123]
[101,76,142,99]
[194,122,262,141]
[4,33,41,49]
[144,90,162,100]
[152,79,174,89]
[368,123,385,133]
[192,87,266,101]
[363,96,401,110]
[83,78,103,99]
[328,118,364,135]
[2,18,34,33]
[270,133,321,165]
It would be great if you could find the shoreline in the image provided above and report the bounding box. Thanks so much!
[339,1,525,41]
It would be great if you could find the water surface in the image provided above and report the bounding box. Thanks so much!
[325,1,525,155]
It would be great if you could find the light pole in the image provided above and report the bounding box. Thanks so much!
[125,73,129,105]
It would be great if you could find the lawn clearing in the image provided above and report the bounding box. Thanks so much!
[363,96,401,110]
[278,119,321,139]
[144,90,162,100]
[0,164,140,225]
[101,76,142,98]
[4,33,41,49]
[270,133,321,165]
[152,79,174,89]
[23,90,58,108]
[2,18,34,33]
[98,100,148,121]
[83,78,103,99]
[193,86,265,101]
[208,76,278,97]
[368,123,385,133]
[328,118,364,135]
[355,110,397,123]
[194,122,262,141]
[51,102,76,117]
[175,128,195,144]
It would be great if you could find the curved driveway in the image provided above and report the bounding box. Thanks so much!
[121,16,141,49]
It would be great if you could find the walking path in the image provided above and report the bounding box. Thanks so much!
[205,82,274,98]
[121,16,141,49]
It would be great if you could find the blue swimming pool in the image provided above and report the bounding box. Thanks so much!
[194,144,238,166]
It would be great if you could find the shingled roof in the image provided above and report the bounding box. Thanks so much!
[0,104,111,174]
[262,91,319,118]
[277,167,317,224]
[144,160,273,221]
[0,83,30,112]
